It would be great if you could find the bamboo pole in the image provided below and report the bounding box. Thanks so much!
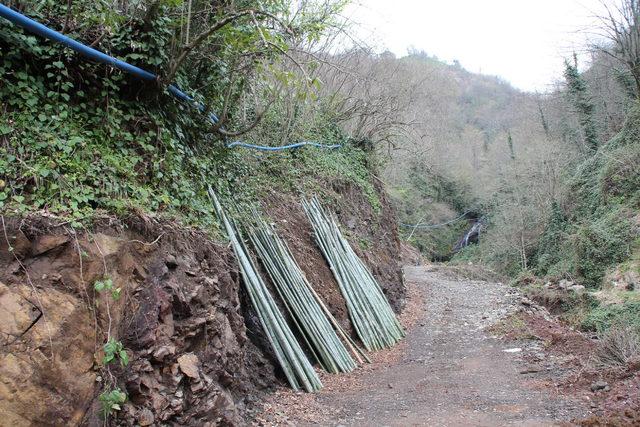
[207,187,322,392]
[302,197,405,351]
[248,214,358,373]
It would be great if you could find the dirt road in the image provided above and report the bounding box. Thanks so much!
[284,265,590,426]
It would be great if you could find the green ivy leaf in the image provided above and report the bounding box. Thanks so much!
[119,350,129,366]
[102,353,114,364]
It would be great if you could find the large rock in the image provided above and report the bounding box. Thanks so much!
[31,235,70,256]
[0,281,96,426]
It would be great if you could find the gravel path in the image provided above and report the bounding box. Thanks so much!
[302,265,588,426]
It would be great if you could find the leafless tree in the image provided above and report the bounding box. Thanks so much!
[594,0,640,97]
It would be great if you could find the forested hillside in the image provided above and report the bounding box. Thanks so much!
[328,6,639,380]
[313,47,636,275]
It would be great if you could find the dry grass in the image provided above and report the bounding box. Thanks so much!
[596,323,640,367]
[488,313,537,341]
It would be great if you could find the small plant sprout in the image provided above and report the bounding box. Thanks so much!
[98,387,127,417]
[93,278,122,300]
[103,337,129,367]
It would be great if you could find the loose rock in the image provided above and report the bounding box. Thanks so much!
[177,353,200,379]
[590,380,609,392]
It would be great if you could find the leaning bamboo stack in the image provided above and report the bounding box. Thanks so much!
[303,197,405,351]
[208,187,322,392]
[248,214,363,373]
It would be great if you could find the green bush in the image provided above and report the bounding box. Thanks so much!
[599,143,640,205]
[451,244,482,263]
[581,300,640,332]
[574,208,632,288]
[0,27,379,228]
[534,202,570,276]
[521,283,599,315]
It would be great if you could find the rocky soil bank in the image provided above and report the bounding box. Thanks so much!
[0,180,405,426]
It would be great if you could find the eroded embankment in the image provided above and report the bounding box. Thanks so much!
[0,181,405,426]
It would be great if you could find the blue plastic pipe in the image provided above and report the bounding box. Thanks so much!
[0,4,221,122]
[0,3,344,150]
[227,141,342,150]
[0,4,156,79]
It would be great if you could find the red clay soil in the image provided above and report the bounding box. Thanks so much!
[513,311,640,426]
[520,313,596,359]
[261,178,406,332]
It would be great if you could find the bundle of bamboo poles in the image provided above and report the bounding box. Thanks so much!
[208,187,322,392]
[302,197,405,351]
[248,214,366,373]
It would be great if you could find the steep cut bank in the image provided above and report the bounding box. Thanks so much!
[0,4,409,423]
[0,181,405,425]
[1,216,263,425]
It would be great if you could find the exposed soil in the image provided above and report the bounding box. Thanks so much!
[400,242,422,266]
[0,215,273,426]
[257,265,594,426]
[0,178,406,426]
[510,305,640,426]
[260,179,406,339]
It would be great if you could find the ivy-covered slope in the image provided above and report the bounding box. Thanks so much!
[508,105,640,334]
[533,105,640,288]
[0,8,379,229]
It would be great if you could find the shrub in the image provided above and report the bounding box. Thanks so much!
[595,322,640,367]
[534,202,570,276]
[581,300,640,332]
[599,143,640,204]
[523,284,599,317]
[575,208,632,288]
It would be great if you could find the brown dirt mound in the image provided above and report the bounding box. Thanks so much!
[400,242,422,266]
[503,309,640,426]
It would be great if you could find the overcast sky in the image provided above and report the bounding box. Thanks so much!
[343,0,611,92]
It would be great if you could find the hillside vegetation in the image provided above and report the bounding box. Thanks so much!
[0,0,381,229]
[0,2,409,424]
[332,13,640,341]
